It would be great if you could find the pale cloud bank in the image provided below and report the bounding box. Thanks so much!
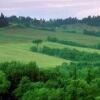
[0,0,100,19]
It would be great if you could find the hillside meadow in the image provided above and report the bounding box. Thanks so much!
[0,27,100,45]
[0,26,100,68]
[0,43,69,68]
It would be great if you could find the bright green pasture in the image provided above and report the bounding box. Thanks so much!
[0,26,100,68]
[0,43,69,68]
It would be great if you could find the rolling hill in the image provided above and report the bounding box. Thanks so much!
[0,25,100,67]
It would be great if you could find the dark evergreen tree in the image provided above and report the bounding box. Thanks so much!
[0,13,9,27]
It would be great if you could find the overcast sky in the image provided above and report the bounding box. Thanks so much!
[0,0,100,19]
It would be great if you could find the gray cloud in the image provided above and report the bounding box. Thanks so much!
[0,0,100,19]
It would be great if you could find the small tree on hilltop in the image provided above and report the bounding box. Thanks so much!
[32,39,43,51]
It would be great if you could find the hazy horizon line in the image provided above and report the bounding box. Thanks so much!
[1,12,100,20]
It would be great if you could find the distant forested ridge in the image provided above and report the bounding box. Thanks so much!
[1,13,100,28]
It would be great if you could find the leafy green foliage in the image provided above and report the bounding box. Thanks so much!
[0,70,10,94]
[83,29,100,37]
[0,13,9,27]
[22,88,64,100]
[13,76,33,98]
[47,36,90,48]
[0,61,99,100]
[31,46,100,61]
[8,14,100,28]
[32,39,43,51]
[65,79,96,100]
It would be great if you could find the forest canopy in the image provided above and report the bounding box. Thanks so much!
[1,13,100,28]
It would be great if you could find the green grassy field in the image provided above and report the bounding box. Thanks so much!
[42,42,100,54]
[0,43,70,68]
[0,27,100,45]
[0,26,100,67]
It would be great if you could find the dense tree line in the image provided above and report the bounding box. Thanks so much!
[81,16,100,26]
[83,29,100,37]
[8,15,100,27]
[31,46,100,62]
[47,37,92,48]
[47,37,100,50]
[1,13,100,28]
[8,15,100,28]
[0,61,99,100]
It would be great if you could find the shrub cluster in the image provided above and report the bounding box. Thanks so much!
[47,36,87,47]
[83,29,100,37]
[31,46,100,61]
[0,61,100,100]
[47,37,100,50]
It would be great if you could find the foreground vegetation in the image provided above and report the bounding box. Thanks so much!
[0,61,100,100]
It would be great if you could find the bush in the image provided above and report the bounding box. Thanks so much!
[65,79,95,100]
[22,88,64,100]
[0,61,99,100]
[0,70,10,94]
[23,62,39,81]
[83,29,100,37]
[47,37,91,48]
[13,76,32,98]
[31,46,100,61]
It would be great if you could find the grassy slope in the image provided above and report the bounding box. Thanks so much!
[0,28,71,68]
[0,43,69,68]
[0,26,100,67]
[60,24,100,33]
[13,42,100,54]
[0,27,100,45]
[42,42,100,54]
